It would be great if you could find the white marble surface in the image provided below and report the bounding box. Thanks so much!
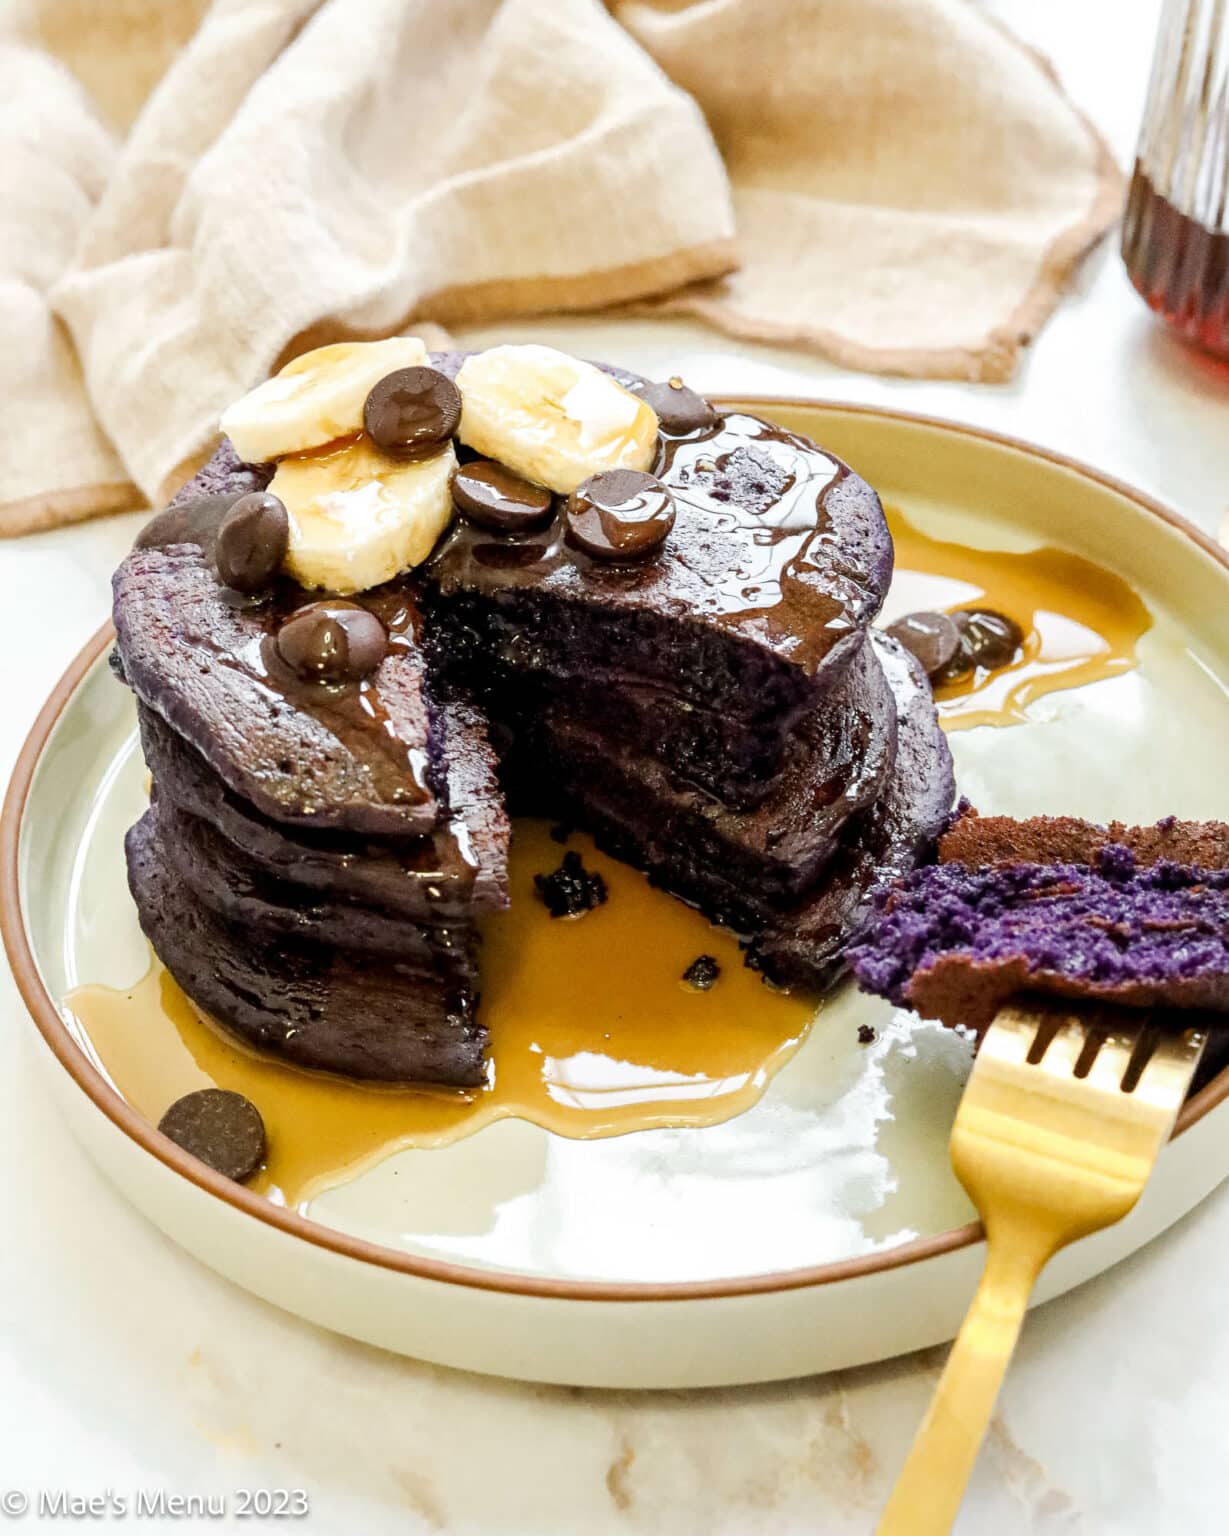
[3,3,1228,1530]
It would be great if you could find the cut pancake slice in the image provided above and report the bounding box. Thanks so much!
[138,700,509,925]
[125,812,487,1085]
[146,797,477,979]
[850,806,1229,1030]
[113,533,444,836]
[513,633,899,927]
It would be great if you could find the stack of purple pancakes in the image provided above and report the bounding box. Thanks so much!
[113,522,508,1085]
[112,351,955,1084]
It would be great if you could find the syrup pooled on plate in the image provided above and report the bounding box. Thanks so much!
[67,822,815,1209]
[886,506,1151,729]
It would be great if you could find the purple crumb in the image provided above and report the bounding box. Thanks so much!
[682,955,721,990]
[849,855,1229,1010]
[534,850,607,919]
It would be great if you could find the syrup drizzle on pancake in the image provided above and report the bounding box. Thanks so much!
[655,414,850,662]
[237,584,435,809]
[69,511,1152,1208]
[135,496,439,816]
[431,413,859,671]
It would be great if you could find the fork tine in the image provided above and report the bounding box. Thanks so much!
[1071,1026,1107,1079]
[1025,1009,1063,1064]
[1121,1019,1164,1093]
[1081,1029,1139,1094]
[1033,1014,1090,1077]
[976,1005,1037,1065]
[1131,1026,1207,1109]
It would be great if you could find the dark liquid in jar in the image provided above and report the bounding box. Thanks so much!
[1122,160,1229,360]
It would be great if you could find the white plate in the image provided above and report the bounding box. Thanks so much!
[6,401,1229,1388]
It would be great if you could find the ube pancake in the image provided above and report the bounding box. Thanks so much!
[526,633,898,916]
[747,635,956,990]
[125,813,487,1085]
[138,702,508,923]
[427,409,893,766]
[144,798,477,978]
[114,504,444,836]
[851,807,1229,1030]
[434,618,819,811]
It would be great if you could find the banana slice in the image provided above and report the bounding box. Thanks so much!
[221,337,430,463]
[456,345,659,494]
[270,436,456,593]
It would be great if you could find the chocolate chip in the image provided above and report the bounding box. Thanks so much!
[937,608,1024,681]
[157,1088,266,1183]
[857,1024,876,1045]
[452,460,554,533]
[215,491,289,592]
[682,955,721,990]
[275,601,387,684]
[534,850,608,918]
[885,611,961,680]
[364,367,461,459]
[565,469,675,563]
[634,377,718,436]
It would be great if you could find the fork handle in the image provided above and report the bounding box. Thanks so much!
[876,1234,1053,1536]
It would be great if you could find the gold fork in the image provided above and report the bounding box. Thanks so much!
[877,1002,1206,1536]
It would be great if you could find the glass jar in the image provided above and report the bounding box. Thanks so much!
[1122,0,1229,359]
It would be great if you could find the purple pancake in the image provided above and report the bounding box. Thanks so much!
[513,632,899,922]
[850,808,1229,1029]
[125,811,486,1085]
[143,796,479,978]
[427,408,893,803]
[137,700,508,924]
[747,633,956,989]
[113,349,938,1085]
[114,540,445,836]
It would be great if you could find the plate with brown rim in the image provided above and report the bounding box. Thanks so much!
[6,399,1229,1389]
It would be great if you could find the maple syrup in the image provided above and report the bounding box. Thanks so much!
[885,507,1151,731]
[68,822,816,1208]
[1122,162,1229,361]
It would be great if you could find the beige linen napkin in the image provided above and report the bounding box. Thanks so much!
[618,0,1122,381]
[0,37,130,534]
[2,0,1120,537]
